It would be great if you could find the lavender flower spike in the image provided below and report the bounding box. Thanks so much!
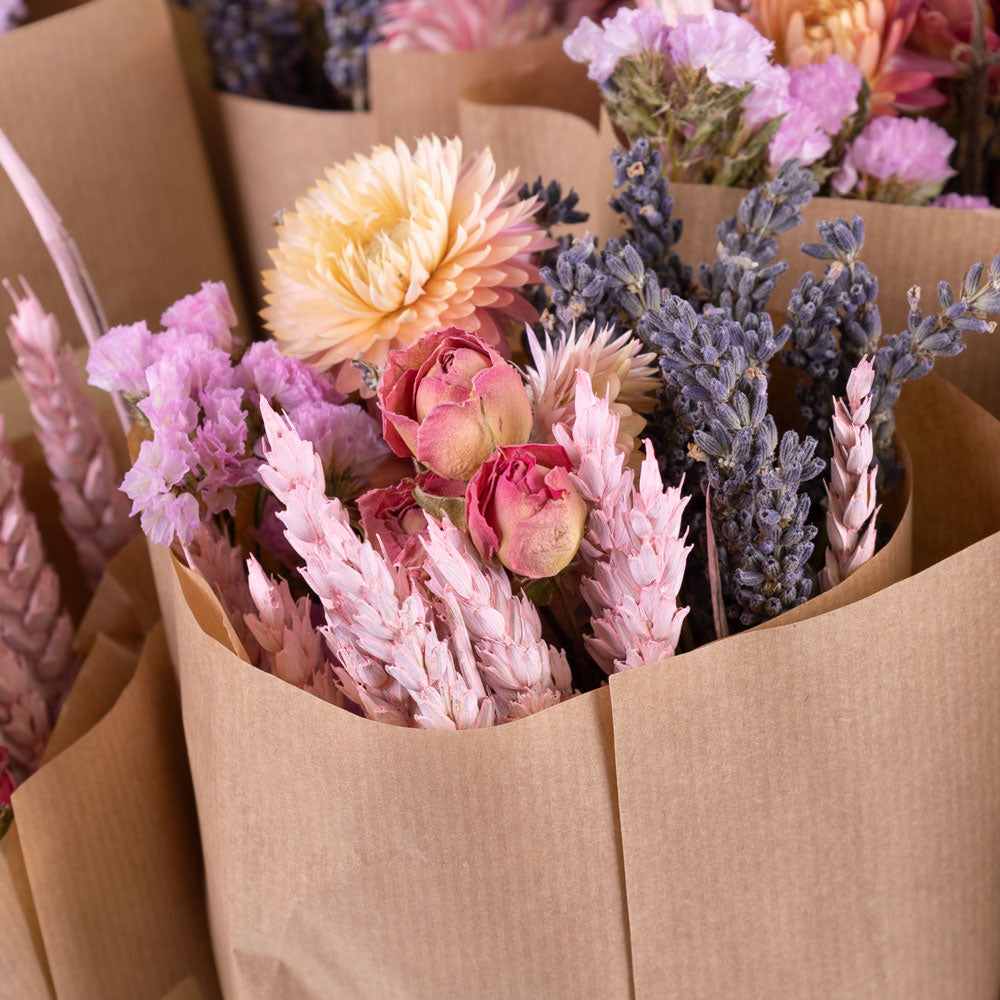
[0,420,74,711]
[819,357,880,591]
[258,398,493,730]
[557,371,691,672]
[5,279,134,586]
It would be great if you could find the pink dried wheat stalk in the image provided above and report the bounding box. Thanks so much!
[556,371,691,672]
[258,398,495,730]
[187,522,262,667]
[0,641,51,783]
[819,357,881,591]
[244,555,341,706]
[5,279,134,586]
[421,516,572,720]
[0,419,74,710]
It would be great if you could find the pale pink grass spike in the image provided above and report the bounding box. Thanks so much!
[0,640,51,784]
[819,356,881,591]
[244,555,342,707]
[0,418,75,711]
[257,398,494,730]
[380,0,552,51]
[421,516,571,720]
[187,522,263,668]
[557,371,691,672]
[5,278,134,586]
[0,128,128,436]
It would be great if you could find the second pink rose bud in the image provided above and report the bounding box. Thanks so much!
[378,328,533,482]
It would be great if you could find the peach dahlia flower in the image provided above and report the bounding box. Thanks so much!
[749,0,953,113]
[262,136,549,387]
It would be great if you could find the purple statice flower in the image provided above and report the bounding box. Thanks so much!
[768,109,831,168]
[85,321,156,398]
[833,116,956,198]
[787,56,861,137]
[121,436,201,547]
[666,10,773,88]
[740,63,790,128]
[238,340,345,413]
[931,193,994,209]
[563,7,671,85]
[160,280,237,352]
[0,0,25,33]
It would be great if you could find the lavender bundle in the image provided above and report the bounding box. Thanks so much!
[784,215,1000,483]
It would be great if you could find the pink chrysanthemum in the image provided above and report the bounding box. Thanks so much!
[379,0,552,51]
[262,136,551,391]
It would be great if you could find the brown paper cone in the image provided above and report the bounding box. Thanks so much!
[149,364,996,998]
[0,0,248,374]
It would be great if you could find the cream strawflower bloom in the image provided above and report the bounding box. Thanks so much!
[525,322,659,453]
[262,135,550,389]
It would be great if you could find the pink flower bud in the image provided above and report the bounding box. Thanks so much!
[378,329,532,481]
[358,472,465,566]
[466,444,587,579]
[0,746,13,807]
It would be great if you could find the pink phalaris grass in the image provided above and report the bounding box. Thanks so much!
[0,419,74,710]
[556,371,691,672]
[258,398,494,730]
[244,555,341,707]
[819,357,881,591]
[421,516,572,720]
[187,522,262,667]
[0,643,52,784]
[5,279,134,586]
[379,0,552,52]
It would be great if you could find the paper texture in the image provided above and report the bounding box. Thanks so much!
[149,362,995,998]
[0,0,247,373]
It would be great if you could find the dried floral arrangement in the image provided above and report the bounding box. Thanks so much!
[567,0,1000,207]
[72,128,998,731]
[178,0,613,110]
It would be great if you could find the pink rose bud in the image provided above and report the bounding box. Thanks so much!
[378,328,533,481]
[466,444,587,579]
[358,472,465,566]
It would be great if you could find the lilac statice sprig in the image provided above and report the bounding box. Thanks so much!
[699,159,818,325]
[648,299,824,626]
[609,138,692,299]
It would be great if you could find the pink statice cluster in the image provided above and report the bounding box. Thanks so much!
[0,0,24,34]
[87,281,387,548]
[833,115,956,202]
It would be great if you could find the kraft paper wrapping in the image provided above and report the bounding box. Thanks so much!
[0,0,248,374]
[0,378,214,997]
[149,388,982,998]
[457,75,1000,418]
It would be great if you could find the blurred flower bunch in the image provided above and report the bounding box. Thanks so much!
[93,133,1000,730]
[0,0,25,34]
[745,0,1000,203]
[180,0,614,110]
[565,1,984,204]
